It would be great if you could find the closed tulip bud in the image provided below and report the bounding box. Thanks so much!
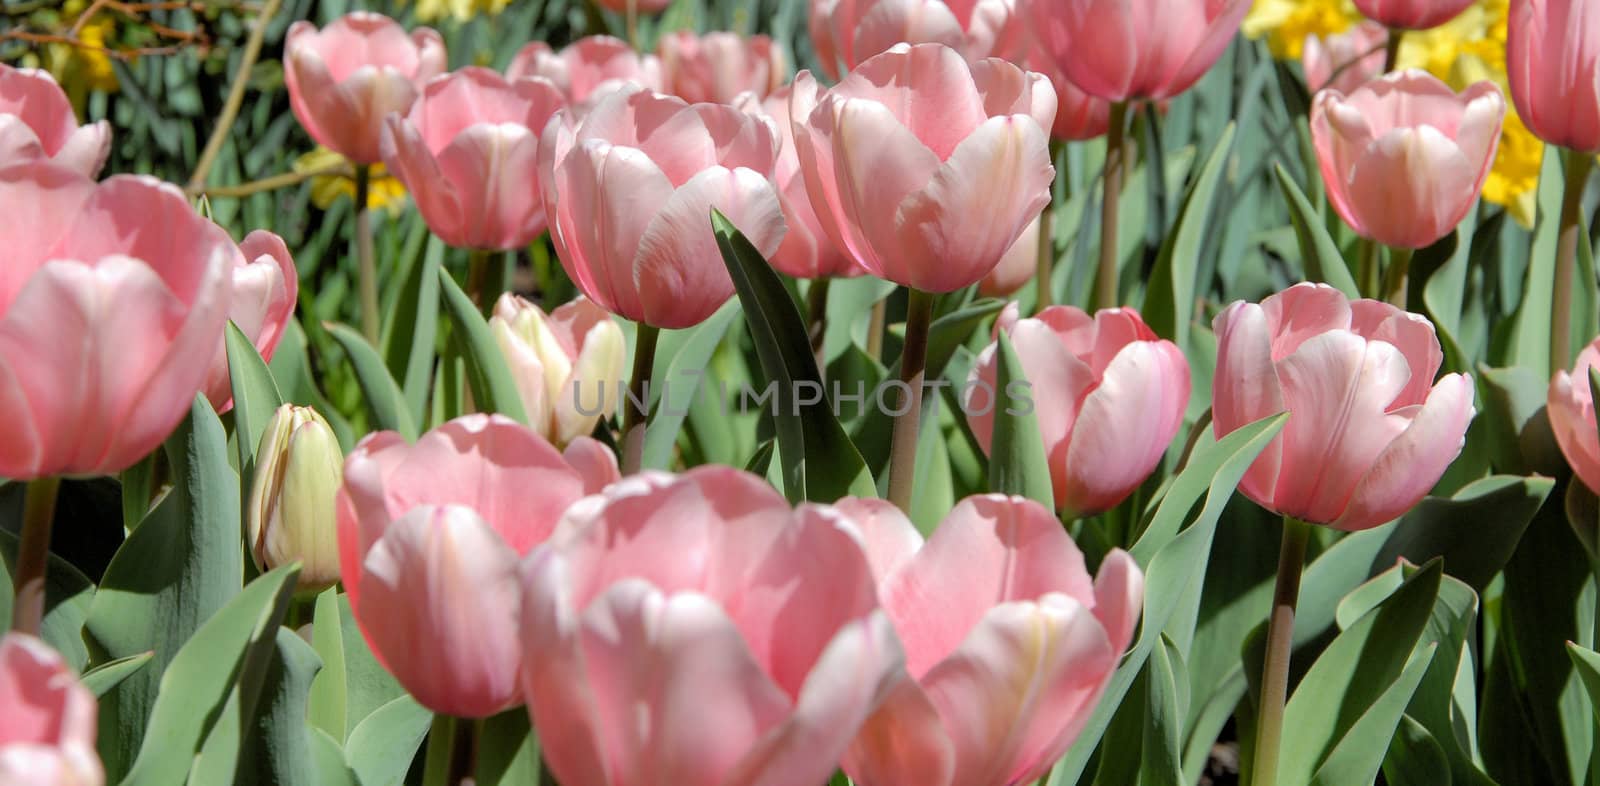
[1549,336,1600,494]
[1507,0,1600,153]
[489,293,626,446]
[1303,21,1387,96]
[248,404,344,591]
[0,63,111,178]
[1353,0,1473,31]
[1027,0,1251,102]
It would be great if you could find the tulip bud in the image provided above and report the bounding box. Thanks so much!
[489,293,626,445]
[248,404,344,591]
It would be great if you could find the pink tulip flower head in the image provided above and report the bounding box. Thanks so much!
[833,496,1142,786]
[1026,46,1112,141]
[0,634,102,786]
[283,12,446,164]
[539,84,785,329]
[0,163,235,480]
[1303,21,1388,95]
[518,466,904,786]
[1353,0,1474,30]
[1212,283,1476,530]
[1507,0,1600,153]
[966,303,1190,516]
[507,36,664,111]
[1549,336,1600,494]
[201,230,297,413]
[1026,0,1252,101]
[790,43,1056,292]
[1311,70,1504,249]
[978,215,1041,297]
[734,87,865,279]
[489,293,627,446]
[381,68,567,250]
[659,31,788,105]
[336,414,620,718]
[809,0,1029,80]
[0,64,110,178]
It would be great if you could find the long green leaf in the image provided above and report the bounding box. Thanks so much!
[327,322,420,440]
[1275,163,1361,298]
[641,302,740,470]
[986,332,1052,509]
[345,695,433,786]
[437,266,529,424]
[1143,123,1235,348]
[382,234,442,427]
[80,652,152,698]
[309,587,347,742]
[226,320,285,479]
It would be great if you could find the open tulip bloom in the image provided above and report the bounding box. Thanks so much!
[17,4,1600,786]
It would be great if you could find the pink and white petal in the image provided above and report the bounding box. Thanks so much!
[1045,0,1138,101]
[492,317,554,431]
[1348,299,1442,408]
[1345,127,1477,249]
[833,43,987,160]
[825,96,943,283]
[1331,373,1475,531]
[382,115,467,246]
[550,141,675,322]
[562,436,620,495]
[0,161,94,309]
[52,121,111,178]
[850,0,965,67]
[832,496,925,584]
[1091,549,1144,655]
[1060,340,1190,516]
[519,549,614,786]
[841,675,955,786]
[1258,282,1353,361]
[434,123,546,249]
[1210,300,1286,503]
[0,355,41,480]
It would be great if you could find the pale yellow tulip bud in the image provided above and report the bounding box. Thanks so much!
[247,404,343,591]
[490,293,626,445]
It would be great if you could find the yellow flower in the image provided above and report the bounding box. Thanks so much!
[1243,0,1365,59]
[410,0,511,23]
[292,147,409,216]
[44,0,120,101]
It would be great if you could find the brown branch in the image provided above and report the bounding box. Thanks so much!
[188,0,281,190]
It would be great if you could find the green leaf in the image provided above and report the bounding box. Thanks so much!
[191,627,323,786]
[1143,123,1235,348]
[327,322,420,441]
[712,209,874,503]
[1383,716,1454,786]
[1277,559,1443,786]
[85,397,244,781]
[382,234,442,428]
[1311,644,1438,786]
[642,301,740,470]
[337,594,406,739]
[919,298,1006,382]
[985,332,1052,509]
[1505,148,1564,373]
[116,565,300,786]
[311,729,359,786]
[309,587,347,742]
[1140,634,1188,786]
[1275,163,1361,298]
[1377,473,1553,592]
[437,266,529,424]
[80,652,152,698]
[743,440,776,476]
[226,319,285,480]
[0,527,95,671]
[475,708,541,786]
[345,695,432,786]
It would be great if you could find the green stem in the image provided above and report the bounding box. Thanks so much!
[1097,102,1128,311]
[1555,150,1594,375]
[420,714,474,786]
[1381,245,1414,308]
[466,248,494,314]
[625,0,639,49]
[1253,515,1312,786]
[886,289,935,513]
[1383,29,1404,72]
[1036,202,1055,310]
[806,277,831,372]
[622,323,661,475]
[866,298,886,362]
[354,165,380,344]
[186,0,281,190]
[11,476,61,635]
[1356,238,1379,300]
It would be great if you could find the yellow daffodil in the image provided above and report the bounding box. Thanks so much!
[1244,0,1366,59]
[410,0,511,23]
[43,0,120,107]
[292,147,409,216]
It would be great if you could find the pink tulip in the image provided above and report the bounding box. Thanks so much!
[539,85,784,328]
[1310,70,1504,249]
[203,231,297,412]
[791,43,1055,292]
[1212,283,1476,530]
[1303,21,1388,95]
[1507,0,1600,153]
[0,163,234,480]
[833,495,1141,786]
[1026,0,1251,101]
[1353,0,1474,30]
[507,37,663,109]
[283,12,446,165]
[0,64,110,178]
[1549,336,1600,493]
[735,88,865,279]
[1026,47,1112,141]
[0,634,102,786]
[381,68,567,250]
[978,216,1041,297]
[658,31,787,105]
[966,303,1190,516]
[336,414,619,717]
[518,466,903,786]
[809,0,1028,80]
[489,293,627,446]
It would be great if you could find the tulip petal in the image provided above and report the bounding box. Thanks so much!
[492,316,552,431]
[434,123,546,249]
[1061,340,1189,515]
[562,436,621,494]
[1346,126,1478,248]
[832,497,925,583]
[834,43,988,160]
[850,0,965,71]
[1259,282,1354,361]
[1332,373,1475,530]
[1091,549,1143,655]
[816,94,942,279]
[550,141,675,322]
[0,161,94,310]
[519,549,614,786]
[1211,300,1286,503]
[1348,299,1442,408]
[841,676,955,786]
[381,114,466,245]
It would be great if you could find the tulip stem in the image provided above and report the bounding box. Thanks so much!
[1096,102,1129,311]
[1555,150,1594,374]
[186,0,281,191]
[1356,238,1379,299]
[1036,201,1055,310]
[622,323,661,475]
[1252,515,1312,786]
[866,298,886,362]
[466,248,493,314]
[887,288,935,513]
[354,165,381,344]
[1383,29,1403,72]
[1381,245,1414,308]
[625,0,639,49]
[11,476,61,635]
[421,714,475,786]
[806,277,831,372]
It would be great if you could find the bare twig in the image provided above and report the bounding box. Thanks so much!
[188,0,281,190]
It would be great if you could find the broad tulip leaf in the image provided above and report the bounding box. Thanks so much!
[0,527,94,670]
[713,209,875,503]
[191,626,323,786]
[381,234,442,428]
[986,332,1052,509]
[1275,163,1361,298]
[1140,634,1189,786]
[116,564,299,786]
[85,397,243,780]
[345,695,433,786]
[437,266,529,424]
[641,301,740,470]
[80,652,152,698]
[226,319,285,479]
[311,729,359,786]
[337,594,407,739]
[309,587,347,742]
[327,322,420,441]
[1144,123,1235,348]
[1310,644,1438,786]
[1505,149,1564,374]
[268,320,356,451]
[1383,716,1454,786]
[476,708,542,786]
